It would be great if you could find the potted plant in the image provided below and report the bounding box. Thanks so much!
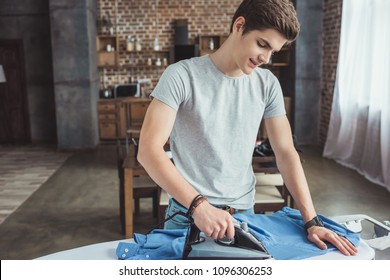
[97,14,113,35]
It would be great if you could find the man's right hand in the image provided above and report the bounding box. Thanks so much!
[192,201,235,240]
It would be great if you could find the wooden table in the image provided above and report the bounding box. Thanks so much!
[122,155,148,238]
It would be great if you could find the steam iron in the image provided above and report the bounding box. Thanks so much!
[184,220,272,259]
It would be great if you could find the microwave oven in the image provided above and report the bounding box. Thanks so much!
[114,83,140,98]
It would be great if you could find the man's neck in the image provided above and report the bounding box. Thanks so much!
[209,37,244,77]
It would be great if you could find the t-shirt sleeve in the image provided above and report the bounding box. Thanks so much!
[263,73,286,119]
[150,62,189,111]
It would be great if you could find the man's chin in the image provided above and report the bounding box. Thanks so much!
[242,67,254,75]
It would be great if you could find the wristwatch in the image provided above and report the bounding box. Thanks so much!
[304,216,324,231]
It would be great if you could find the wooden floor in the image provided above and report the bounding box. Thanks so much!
[0,145,70,224]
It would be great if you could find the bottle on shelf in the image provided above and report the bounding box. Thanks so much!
[155,58,162,66]
[209,38,215,50]
[153,36,160,51]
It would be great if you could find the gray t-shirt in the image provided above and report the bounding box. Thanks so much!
[151,55,285,209]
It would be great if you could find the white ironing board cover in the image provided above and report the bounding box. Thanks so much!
[37,239,374,260]
[38,214,386,260]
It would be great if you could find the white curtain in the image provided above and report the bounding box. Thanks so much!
[323,0,390,192]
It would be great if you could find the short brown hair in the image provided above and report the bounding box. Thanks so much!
[230,0,300,43]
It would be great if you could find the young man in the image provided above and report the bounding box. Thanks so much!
[138,0,357,256]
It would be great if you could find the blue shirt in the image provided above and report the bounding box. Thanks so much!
[116,207,360,260]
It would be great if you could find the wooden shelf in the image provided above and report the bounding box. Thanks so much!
[270,47,290,66]
[97,35,119,67]
[122,64,168,69]
[125,49,169,54]
[198,34,228,56]
[98,65,117,69]
[269,63,289,67]
[99,64,168,71]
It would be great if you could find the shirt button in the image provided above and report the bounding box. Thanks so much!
[122,254,126,258]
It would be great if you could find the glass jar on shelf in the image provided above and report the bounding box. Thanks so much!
[135,38,142,51]
[126,35,135,52]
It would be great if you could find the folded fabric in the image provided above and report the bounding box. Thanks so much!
[116,207,360,260]
[116,229,188,260]
[233,207,360,260]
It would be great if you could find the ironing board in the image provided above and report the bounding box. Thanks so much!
[36,237,374,260]
[37,214,390,260]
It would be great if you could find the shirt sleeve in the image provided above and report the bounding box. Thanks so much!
[263,73,286,119]
[150,62,190,111]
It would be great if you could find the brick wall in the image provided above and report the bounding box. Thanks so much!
[98,0,340,145]
[97,0,241,92]
[320,0,342,145]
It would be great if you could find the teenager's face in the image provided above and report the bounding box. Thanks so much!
[234,22,287,75]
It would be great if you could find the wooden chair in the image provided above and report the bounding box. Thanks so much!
[157,188,170,228]
[121,98,150,154]
[252,156,294,214]
[116,141,158,234]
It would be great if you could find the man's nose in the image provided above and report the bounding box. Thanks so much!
[258,51,273,65]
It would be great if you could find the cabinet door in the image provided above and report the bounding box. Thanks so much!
[98,113,116,121]
[98,103,116,111]
[99,122,118,139]
[98,100,119,140]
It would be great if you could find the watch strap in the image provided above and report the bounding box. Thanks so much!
[304,216,324,231]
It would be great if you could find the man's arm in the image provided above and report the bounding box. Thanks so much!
[137,99,234,239]
[264,115,358,256]
[138,99,197,208]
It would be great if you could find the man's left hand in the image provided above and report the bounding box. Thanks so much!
[307,226,359,256]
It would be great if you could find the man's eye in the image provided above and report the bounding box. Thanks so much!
[257,41,266,48]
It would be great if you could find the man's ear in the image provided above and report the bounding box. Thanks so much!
[233,16,245,33]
